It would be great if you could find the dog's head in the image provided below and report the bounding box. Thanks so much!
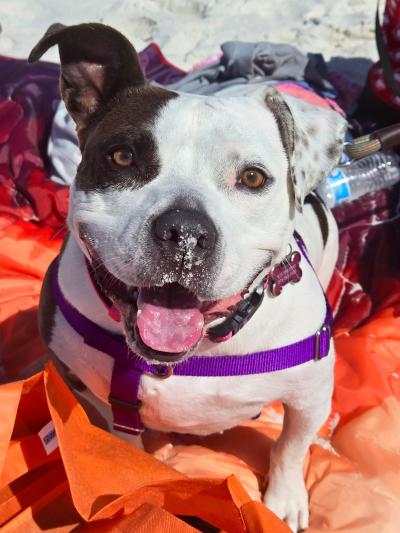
[30,23,346,364]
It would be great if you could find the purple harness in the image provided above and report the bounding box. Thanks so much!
[51,235,332,435]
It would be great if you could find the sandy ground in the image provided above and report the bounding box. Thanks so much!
[0,0,379,76]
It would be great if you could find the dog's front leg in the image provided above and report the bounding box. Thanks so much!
[263,396,331,532]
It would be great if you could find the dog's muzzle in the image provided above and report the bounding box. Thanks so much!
[152,208,217,263]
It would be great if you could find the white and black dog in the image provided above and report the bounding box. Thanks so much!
[30,23,346,532]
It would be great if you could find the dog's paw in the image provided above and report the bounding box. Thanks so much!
[263,474,309,532]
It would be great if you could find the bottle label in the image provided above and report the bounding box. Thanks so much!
[328,168,351,206]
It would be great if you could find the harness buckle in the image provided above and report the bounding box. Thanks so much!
[206,282,265,342]
[112,422,144,435]
[108,396,144,434]
[314,324,331,361]
[108,395,142,410]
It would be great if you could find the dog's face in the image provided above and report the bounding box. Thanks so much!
[30,23,346,364]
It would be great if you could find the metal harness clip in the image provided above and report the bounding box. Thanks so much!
[314,324,331,361]
[108,395,144,434]
[112,422,144,435]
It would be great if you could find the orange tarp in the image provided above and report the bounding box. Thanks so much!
[0,364,290,532]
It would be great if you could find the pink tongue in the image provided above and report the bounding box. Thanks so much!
[136,286,204,353]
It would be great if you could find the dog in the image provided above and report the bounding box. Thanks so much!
[30,23,346,532]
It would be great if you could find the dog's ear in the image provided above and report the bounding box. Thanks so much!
[265,87,346,211]
[29,23,146,128]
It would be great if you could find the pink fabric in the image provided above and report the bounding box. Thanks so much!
[276,82,345,114]
[190,52,223,71]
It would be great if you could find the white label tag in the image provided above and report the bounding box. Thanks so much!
[38,421,59,455]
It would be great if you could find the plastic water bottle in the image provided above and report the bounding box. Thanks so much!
[317,152,400,208]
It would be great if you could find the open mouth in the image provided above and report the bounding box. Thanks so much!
[89,259,241,364]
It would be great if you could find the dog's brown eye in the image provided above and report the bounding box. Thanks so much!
[240,169,266,189]
[111,149,134,167]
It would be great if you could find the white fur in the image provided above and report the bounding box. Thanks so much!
[50,86,345,532]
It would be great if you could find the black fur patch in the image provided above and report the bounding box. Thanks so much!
[76,86,178,191]
[55,357,87,392]
[304,192,329,246]
[265,92,295,156]
[265,90,297,215]
[38,235,70,345]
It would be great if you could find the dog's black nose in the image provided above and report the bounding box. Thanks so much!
[153,208,217,253]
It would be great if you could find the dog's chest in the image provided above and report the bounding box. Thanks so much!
[137,351,332,435]
[139,372,274,435]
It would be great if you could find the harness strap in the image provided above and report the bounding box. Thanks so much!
[51,235,332,434]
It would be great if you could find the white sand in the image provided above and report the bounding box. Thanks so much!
[0,0,379,77]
